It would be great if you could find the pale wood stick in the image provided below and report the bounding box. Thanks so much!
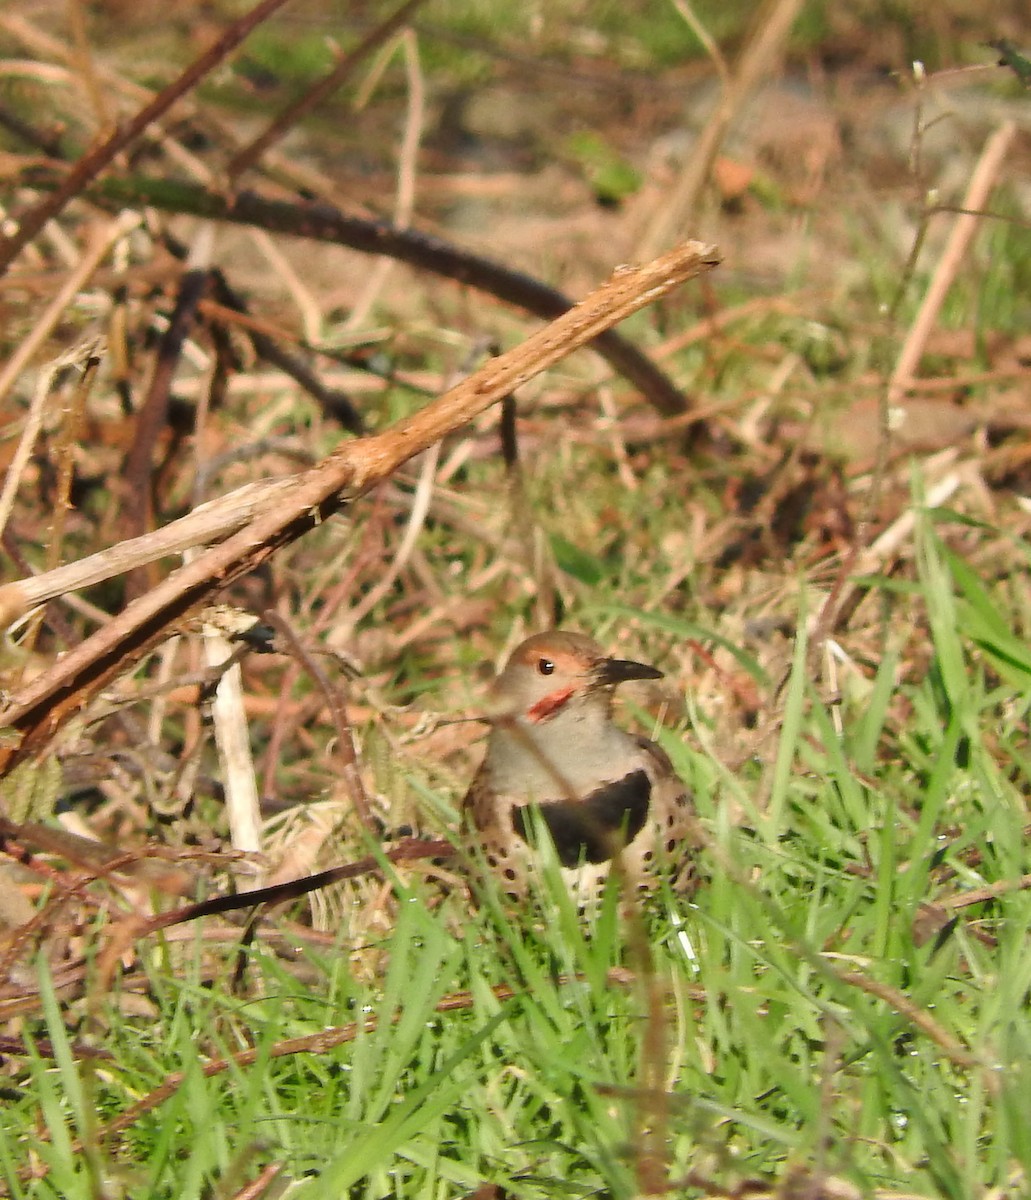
[0,478,297,629]
[888,120,1017,405]
[202,623,264,872]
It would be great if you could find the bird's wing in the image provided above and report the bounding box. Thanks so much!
[633,733,685,790]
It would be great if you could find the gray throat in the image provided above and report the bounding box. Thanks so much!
[486,704,642,802]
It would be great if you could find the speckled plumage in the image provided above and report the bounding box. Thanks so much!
[463,631,696,905]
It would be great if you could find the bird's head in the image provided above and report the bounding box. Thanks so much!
[486,630,663,728]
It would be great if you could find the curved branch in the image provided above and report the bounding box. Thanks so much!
[87,174,693,417]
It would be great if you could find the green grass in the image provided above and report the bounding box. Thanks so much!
[6,509,1031,1197]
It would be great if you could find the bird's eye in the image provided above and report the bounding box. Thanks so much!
[537,658,555,676]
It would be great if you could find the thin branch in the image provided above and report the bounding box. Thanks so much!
[226,0,428,180]
[124,227,214,540]
[0,0,294,274]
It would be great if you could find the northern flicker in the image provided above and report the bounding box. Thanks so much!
[463,631,695,905]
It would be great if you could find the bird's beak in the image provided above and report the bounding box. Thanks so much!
[595,657,664,686]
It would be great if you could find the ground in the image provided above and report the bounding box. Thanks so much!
[0,3,1030,1198]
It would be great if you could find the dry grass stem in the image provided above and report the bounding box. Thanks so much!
[0,212,139,535]
[345,27,426,330]
[888,120,1018,405]
[638,0,805,257]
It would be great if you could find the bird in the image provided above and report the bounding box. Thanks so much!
[463,630,696,906]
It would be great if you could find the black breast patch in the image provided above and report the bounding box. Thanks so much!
[512,769,651,867]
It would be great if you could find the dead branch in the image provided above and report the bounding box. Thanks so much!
[69,172,693,417]
[0,479,297,630]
